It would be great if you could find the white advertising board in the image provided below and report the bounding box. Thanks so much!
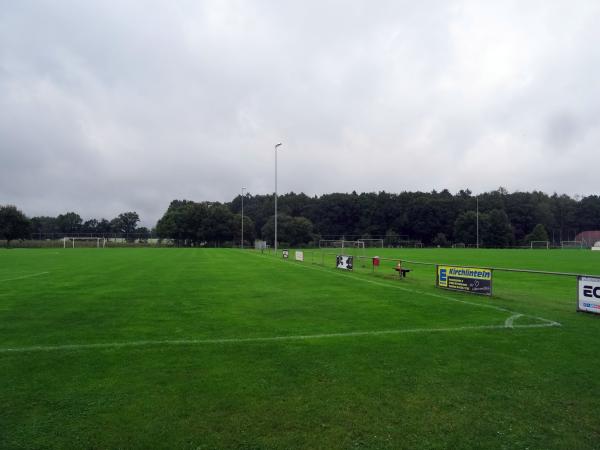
[578,276,600,314]
[336,255,353,271]
[282,249,289,259]
[295,251,304,262]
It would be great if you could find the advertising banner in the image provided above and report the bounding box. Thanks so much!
[578,276,600,314]
[295,251,304,262]
[336,255,353,271]
[437,265,493,296]
[282,249,289,259]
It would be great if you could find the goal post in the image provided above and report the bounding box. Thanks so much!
[530,240,549,249]
[319,239,366,264]
[63,237,106,248]
[357,238,384,248]
[561,240,583,249]
[318,239,365,250]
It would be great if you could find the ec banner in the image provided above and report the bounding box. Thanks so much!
[578,276,600,314]
[436,265,493,296]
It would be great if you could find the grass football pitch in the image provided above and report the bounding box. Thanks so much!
[1,247,599,449]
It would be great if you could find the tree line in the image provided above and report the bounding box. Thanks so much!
[157,188,600,247]
[2,188,600,247]
[0,207,144,246]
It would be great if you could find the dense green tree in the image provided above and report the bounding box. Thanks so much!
[110,212,140,235]
[549,194,577,243]
[524,223,549,244]
[30,216,58,235]
[576,196,600,231]
[203,205,236,245]
[156,200,204,245]
[55,212,82,234]
[136,227,151,242]
[483,209,514,247]
[156,190,600,248]
[432,233,449,247]
[97,219,112,234]
[82,219,98,233]
[0,205,31,247]
[453,211,479,246]
[261,214,314,246]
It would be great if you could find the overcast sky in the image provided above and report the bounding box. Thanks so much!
[1,1,600,226]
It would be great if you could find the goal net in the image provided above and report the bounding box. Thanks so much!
[319,239,366,262]
[452,243,466,248]
[357,238,384,248]
[561,240,583,249]
[395,240,423,248]
[319,239,365,250]
[63,237,106,248]
[530,241,549,249]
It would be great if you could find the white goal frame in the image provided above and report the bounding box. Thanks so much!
[318,239,365,250]
[357,238,384,248]
[63,237,106,248]
[530,240,549,249]
[561,240,583,249]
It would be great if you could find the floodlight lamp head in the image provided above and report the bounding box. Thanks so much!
[275,143,282,149]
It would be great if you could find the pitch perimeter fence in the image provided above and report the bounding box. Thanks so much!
[258,247,600,309]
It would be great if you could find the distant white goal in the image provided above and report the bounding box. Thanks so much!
[63,237,106,248]
[395,240,423,248]
[561,240,583,249]
[530,241,549,249]
[357,238,384,248]
[318,239,365,250]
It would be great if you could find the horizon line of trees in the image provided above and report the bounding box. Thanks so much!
[155,188,600,248]
[3,187,600,248]
[0,207,145,246]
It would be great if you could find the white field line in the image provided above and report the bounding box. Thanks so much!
[0,272,50,283]
[504,314,523,328]
[0,270,30,275]
[0,252,560,355]
[0,322,560,354]
[246,252,561,327]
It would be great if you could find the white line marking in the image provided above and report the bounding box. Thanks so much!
[0,252,561,354]
[0,322,560,354]
[246,252,562,328]
[504,314,523,328]
[0,272,50,283]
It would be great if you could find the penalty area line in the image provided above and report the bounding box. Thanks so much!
[0,272,50,283]
[0,322,561,354]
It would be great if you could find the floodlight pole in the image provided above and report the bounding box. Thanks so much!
[241,187,246,249]
[476,196,479,249]
[274,143,282,254]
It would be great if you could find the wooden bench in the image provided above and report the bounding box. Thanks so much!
[393,263,411,278]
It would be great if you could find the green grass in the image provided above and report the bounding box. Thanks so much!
[1,247,599,449]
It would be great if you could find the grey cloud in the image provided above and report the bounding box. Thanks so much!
[1,0,600,226]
